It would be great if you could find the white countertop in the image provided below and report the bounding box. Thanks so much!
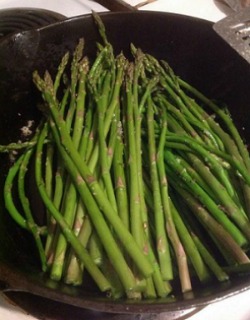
[0,1,250,319]
[0,0,230,21]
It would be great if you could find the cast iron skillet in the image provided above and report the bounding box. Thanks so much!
[0,11,250,317]
[0,7,66,39]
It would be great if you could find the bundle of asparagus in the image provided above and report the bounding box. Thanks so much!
[2,13,250,299]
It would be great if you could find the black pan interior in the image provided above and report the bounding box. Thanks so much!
[0,11,250,314]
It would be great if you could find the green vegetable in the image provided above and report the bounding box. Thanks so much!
[2,13,250,300]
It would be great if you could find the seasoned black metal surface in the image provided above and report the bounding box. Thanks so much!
[0,11,250,317]
[0,7,65,39]
[4,291,204,320]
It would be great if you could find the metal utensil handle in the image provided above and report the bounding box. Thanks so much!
[94,0,136,11]
[222,0,250,11]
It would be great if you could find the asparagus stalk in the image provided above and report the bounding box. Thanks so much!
[165,209,192,293]
[169,199,210,283]
[146,95,172,280]
[191,233,229,282]
[64,213,92,285]
[178,79,250,217]
[33,74,154,293]
[4,129,47,234]
[156,108,192,290]
[50,55,89,281]
[170,177,250,264]
[96,71,117,210]
[112,116,129,229]
[35,123,111,292]
[18,147,47,272]
[123,62,145,249]
[164,149,247,247]
[179,78,250,171]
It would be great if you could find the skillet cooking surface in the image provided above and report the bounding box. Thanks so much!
[0,11,250,314]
